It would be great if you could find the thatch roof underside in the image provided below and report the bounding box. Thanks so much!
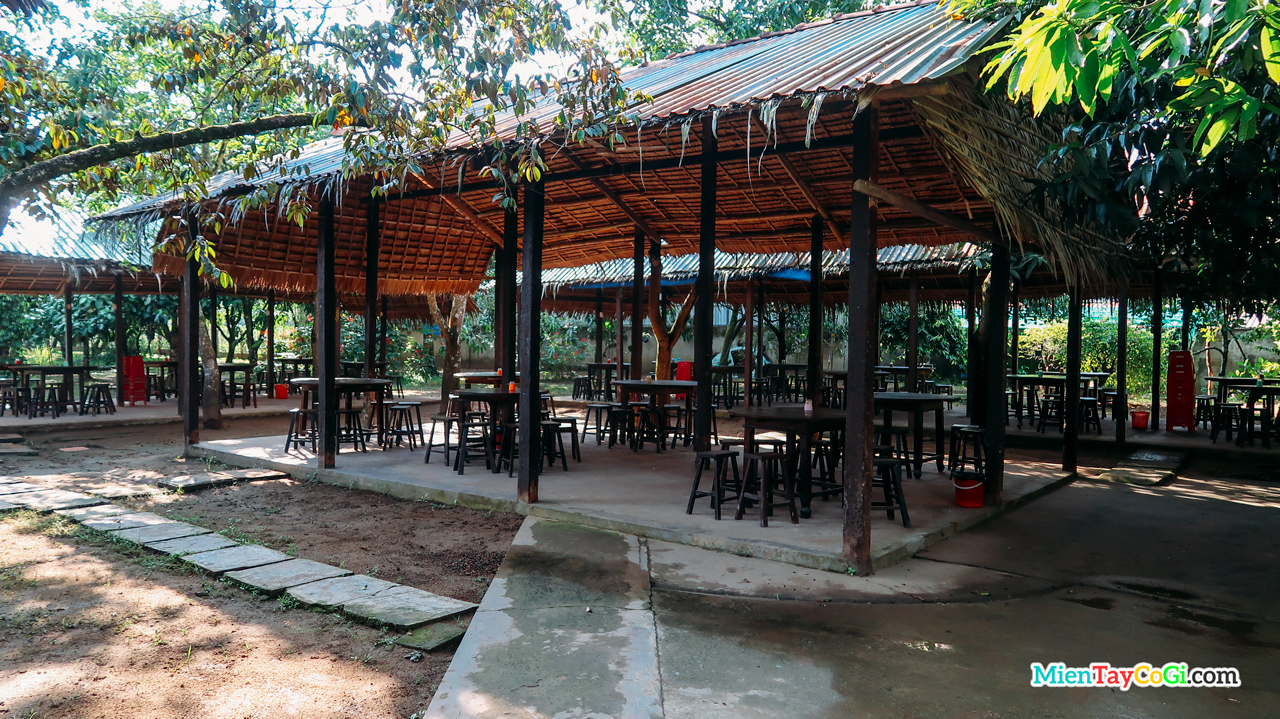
[92,1,1125,300]
[0,251,179,296]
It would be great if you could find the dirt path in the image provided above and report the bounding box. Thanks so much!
[0,417,523,718]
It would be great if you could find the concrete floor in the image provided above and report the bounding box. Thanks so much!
[426,467,1280,718]
[194,422,1071,573]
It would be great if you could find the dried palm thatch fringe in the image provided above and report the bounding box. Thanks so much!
[911,68,1131,292]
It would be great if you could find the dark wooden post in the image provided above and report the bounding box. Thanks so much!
[1064,286,1082,474]
[1150,267,1163,431]
[316,198,338,468]
[615,288,624,369]
[808,215,823,405]
[497,201,518,378]
[1010,280,1020,374]
[983,243,1009,505]
[266,289,276,388]
[744,278,755,407]
[966,267,977,417]
[1116,285,1129,445]
[1181,294,1192,351]
[182,216,201,449]
[692,116,717,451]
[906,271,919,391]
[594,288,604,364]
[113,274,125,393]
[379,295,388,366]
[843,106,878,572]
[757,282,766,372]
[363,198,380,378]
[63,284,73,365]
[517,178,544,503]
[631,227,644,380]
[208,282,217,360]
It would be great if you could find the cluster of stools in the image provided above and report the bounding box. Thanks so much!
[284,399,425,454]
[0,381,117,419]
[1197,393,1276,446]
[422,395,581,475]
[1009,383,1109,434]
[579,399,715,453]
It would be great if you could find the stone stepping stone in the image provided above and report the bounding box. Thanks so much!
[147,533,238,556]
[0,482,44,496]
[157,468,287,491]
[221,468,287,481]
[10,489,106,511]
[225,558,350,595]
[56,504,132,520]
[1123,450,1185,470]
[81,512,171,532]
[286,574,397,608]
[87,485,163,499]
[0,500,18,512]
[0,433,24,442]
[0,474,25,482]
[342,586,477,630]
[1097,466,1172,486]
[0,443,36,455]
[184,544,292,574]
[394,615,471,651]
[110,521,209,545]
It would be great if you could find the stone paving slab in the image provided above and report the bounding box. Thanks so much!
[0,434,24,442]
[109,521,210,545]
[8,488,106,511]
[220,468,288,481]
[0,443,36,455]
[81,512,171,532]
[225,559,350,595]
[183,544,292,574]
[395,616,471,651]
[285,574,397,607]
[1097,466,1173,486]
[0,482,43,495]
[343,586,476,630]
[1123,450,1186,470]
[147,533,238,556]
[55,504,132,520]
[0,500,17,512]
[87,485,163,499]
[157,468,286,492]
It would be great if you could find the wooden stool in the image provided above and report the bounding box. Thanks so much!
[554,417,581,462]
[571,376,593,400]
[337,409,367,453]
[606,406,636,448]
[540,420,568,470]
[948,425,985,476]
[425,398,459,465]
[872,457,911,527]
[687,449,741,520]
[385,404,420,450]
[582,403,612,444]
[81,383,116,416]
[497,423,520,476]
[1079,397,1102,434]
[454,418,493,473]
[1236,407,1258,446]
[284,408,317,453]
[28,385,61,419]
[1213,403,1242,443]
[1038,397,1064,433]
[734,451,798,527]
[1194,395,1215,429]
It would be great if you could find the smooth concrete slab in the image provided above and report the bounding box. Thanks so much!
[225,558,350,594]
[157,467,288,491]
[80,512,171,532]
[0,482,43,496]
[146,533,237,556]
[87,484,163,499]
[55,504,132,520]
[1124,449,1186,470]
[219,467,288,481]
[9,488,106,511]
[0,500,17,512]
[1096,466,1173,486]
[0,443,36,455]
[0,433,23,442]
[395,616,471,651]
[342,586,477,630]
[184,544,292,574]
[285,574,397,608]
[109,520,210,545]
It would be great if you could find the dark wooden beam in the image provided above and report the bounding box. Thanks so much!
[182,216,201,450]
[379,294,388,367]
[966,267,977,419]
[693,116,717,452]
[907,271,919,391]
[1064,285,1082,474]
[114,274,125,396]
[497,201,518,378]
[1116,285,1129,445]
[744,277,755,407]
[853,179,1000,244]
[363,198,380,378]
[594,288,604,364]
[843,106,878,573]
[983,243,1009,505]
[1010,280,1020,374]
[517,177,545,503]
[316,197,338,469]
[63,284,73,365]
[1151,267,1163,431]
[266,289,276,388]
[807,215,824,405]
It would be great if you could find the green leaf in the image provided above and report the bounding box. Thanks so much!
[1261,25,1280,84]
[1076,48,1100,115]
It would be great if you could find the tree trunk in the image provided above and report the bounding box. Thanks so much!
[718,308,744,365]
[646,242,696,380]
[434,294,468,397]
[199,312,224,429]
[243,297,258,364]
[971,270,994,422]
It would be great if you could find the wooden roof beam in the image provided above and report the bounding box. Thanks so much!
[853,180,1000,245]
[560,154,661,240]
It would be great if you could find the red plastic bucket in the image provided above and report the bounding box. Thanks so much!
[953,474,985,508]
[1131,410,1150,430]
[274,383,289,400]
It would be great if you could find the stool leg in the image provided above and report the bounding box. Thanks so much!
[687,458,706,515]
[892,463,911,527]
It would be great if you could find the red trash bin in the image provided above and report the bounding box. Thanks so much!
[274,384,289,400]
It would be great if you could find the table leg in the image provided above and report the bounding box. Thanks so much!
[935,408,945,471]
[796,432,812,519]
[913,409,924,478]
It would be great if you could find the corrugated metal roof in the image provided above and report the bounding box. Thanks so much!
[96,1,1002,222]
[540,242,980,289]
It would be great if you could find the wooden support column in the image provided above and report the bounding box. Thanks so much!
[1181,295,1192,351]
[631,227,644,380]
[1010,281,1020,374]
[497,201,518,378]
[63,284,73,365]
[755,282,766,403]
[983,243,1009,505]
[1151,267,1163,431]
[517,178,545,503]
[843,106,878,572]
[906,271,919,391]
[207,283,217,360]
[266,289,276,388]
[363,198,380,378]
[1116,285,1129,445]
[744,278,755,407]
[807,214,823,405]
[594,289,604,364]
[966,267,977,416]
[615,288,624,369]
[692,116,717,452]
[316,198,338,469]
[1064,286,1082,474]
[379,295,388,366]
[182,216,201,449]
[113,275,125,394]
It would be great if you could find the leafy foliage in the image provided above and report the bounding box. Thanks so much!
[878,302,968,381]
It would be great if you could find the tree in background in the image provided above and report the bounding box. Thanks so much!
[878,302,967,382]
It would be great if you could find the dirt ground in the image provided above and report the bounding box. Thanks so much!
[0,415,523,719]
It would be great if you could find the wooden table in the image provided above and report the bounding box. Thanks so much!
[876,365,934,391]
[1243,383,1280,448]
[452,388,522,461]
[1007,373,1112,428]
[613,379,697,408]
[145,360,177,400]
[289,377,393,445]
[341,360,387,378]
[218,363,255,408]
[277,358,313,389]
[766,363,808,400]
[0,364,108,408]
[875,392,959,477]
[587,362,628,399]
[728,405,847,519]
[456,371,519,388]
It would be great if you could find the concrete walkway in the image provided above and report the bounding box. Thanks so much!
[427,466,1280,718]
